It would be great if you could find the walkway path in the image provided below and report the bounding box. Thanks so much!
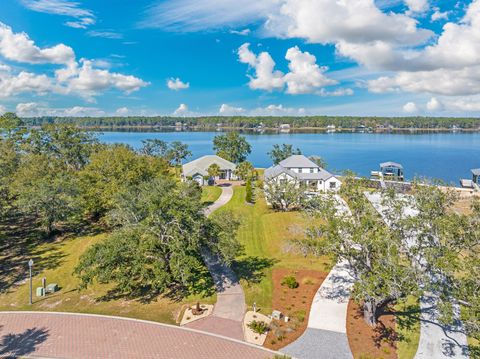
[283,195,354,359]
[0,312,276,359]
[186,185,246,340]
[365,192,470,359]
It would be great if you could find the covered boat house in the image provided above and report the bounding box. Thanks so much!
[460,168,480,190]
[371,162,405,181]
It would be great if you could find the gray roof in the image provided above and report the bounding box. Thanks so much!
[295,169,333,181]
[264,162,334,182]
[472,168,480,176]
[183,155,236,177]
[279,155,319,168]
[380,161,403,169]
[264,164,295,180]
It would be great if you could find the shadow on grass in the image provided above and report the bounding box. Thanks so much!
[232,256,277,284]
[94,263,216,305]
[0,326,49,357]
[390,302,421,342]
[0,209,103,294]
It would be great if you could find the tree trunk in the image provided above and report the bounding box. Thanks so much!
[363,299,377,327]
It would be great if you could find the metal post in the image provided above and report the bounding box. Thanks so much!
[28,259,33,305]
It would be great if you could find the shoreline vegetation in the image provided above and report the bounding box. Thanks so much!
[22,115,480,133]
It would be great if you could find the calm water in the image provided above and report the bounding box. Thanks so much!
[97,131,480,184]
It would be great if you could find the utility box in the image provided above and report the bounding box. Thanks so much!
[36,287,45,297]
[46,283,59,293]
[272,310,282,320]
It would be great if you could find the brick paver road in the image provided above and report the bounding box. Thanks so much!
[0,312,276,359]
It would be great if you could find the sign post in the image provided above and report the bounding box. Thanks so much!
[28,259,34,305]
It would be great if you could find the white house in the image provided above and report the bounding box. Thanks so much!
[182,155,237,186]
[264,155,341,192]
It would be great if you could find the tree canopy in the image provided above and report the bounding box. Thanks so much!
[75,177,241,299]
[268,144,302,165]
[213,132,251,164]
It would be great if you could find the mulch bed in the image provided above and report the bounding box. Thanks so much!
[264,268,327,350]
[347,300,398,359]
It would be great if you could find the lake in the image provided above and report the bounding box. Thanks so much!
[97,131,480,184]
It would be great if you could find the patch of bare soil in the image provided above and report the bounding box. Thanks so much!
[347,300,398,359]
[264,269,327,351]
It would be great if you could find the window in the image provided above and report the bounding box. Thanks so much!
[310,168,314,173]
[329,182,336,189]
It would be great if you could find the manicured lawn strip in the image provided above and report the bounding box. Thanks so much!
[0,234,215,324]
[201,186,222,204]
[395,296,421,359]
[217,186,331,314]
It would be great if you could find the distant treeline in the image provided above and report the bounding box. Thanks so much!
[22,115,480,129]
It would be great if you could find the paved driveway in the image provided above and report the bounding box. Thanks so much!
[0,312,276,359]
[187,185,246,340]
[283,195,354,359]
[282,261,354,359]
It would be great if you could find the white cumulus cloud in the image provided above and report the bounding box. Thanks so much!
[403,101,419,113]
[167,77,190,90]
[405,0,429,13]
[238,43,284,92]
[0,71,58,98]
[116,107,129,115]
[174,103,189,116]
[431,8,449,21]
[219,104,245,115]
[238,43,339,95]
[0,22,74,64]
[426,97,443,111]
[16,102,105,117]
[56,60,149,100]
[284,46,337,94]
[250,104,306,116]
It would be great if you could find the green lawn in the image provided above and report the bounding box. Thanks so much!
[0,233,215,324]
[216,186,331,313]
[201,186,222,204]
[395,296,421,359]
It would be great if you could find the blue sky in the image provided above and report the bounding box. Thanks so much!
[0,0,479,117]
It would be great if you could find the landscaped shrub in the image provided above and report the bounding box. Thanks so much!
[293,309,306,323]
[247,320,269,334]
[245,178,253,203]
[281,275,299,289]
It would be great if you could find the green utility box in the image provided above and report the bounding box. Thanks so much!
[36,287,45,297]
[46,283,59,293]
